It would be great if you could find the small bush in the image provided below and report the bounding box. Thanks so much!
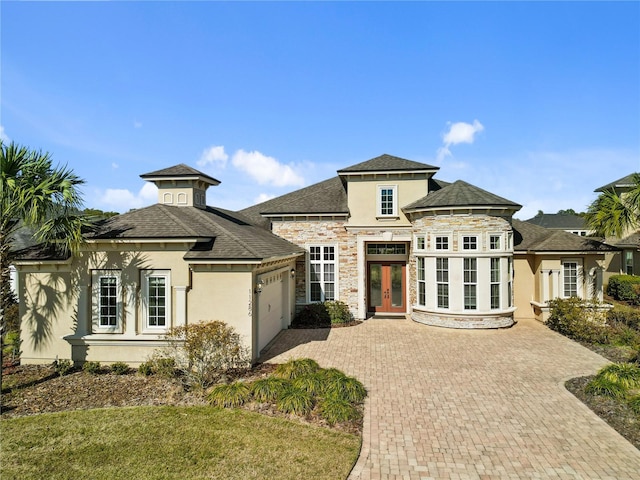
[110,362,130,375]
[274,358,320,380]
[2,330,21,361]
[209,381,251,408]
[318,397,361,425]
[82,361,102,375]
[138,362,153,376]
[585,376,627,398]
[292,303,331,328]
[292,373,326,396]
[276,387,314,416]
[607,322,640,348]
[598,363,640,390]
[161,321,250,388]
[607,304,640,330]
[546,297,608,344]
[627,395,640,414]
[325,301,353,325]
[607,275,640,304]
[250,377,290,403]
[319,367,348,382]
[54,359,74,376]
[324,376,367,404]
[150,357,177,378]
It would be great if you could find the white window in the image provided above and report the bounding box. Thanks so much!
[490,258,500,309]
[415,236,426,251]
[92,270,122,333]
[562,261,579,298]
[462,236,478,251]
[417,257,426,306]
[309,246,336,302]
[162,192,173,204]
[489,235,501,250]
[177,192,187,205]
[508,257,513,307]
[625,250,634,275]
[377,185,397,217]
[142,270,171,331]
[436,258,449,308]
[463,258,477,310]
[435,236,449,251]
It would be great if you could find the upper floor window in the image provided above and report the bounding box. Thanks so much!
[377,185,398,217]
[309,245,336,302]
[435,236,449,250]
[92,270,122,333]
[489,235,501,250]
[142,270,171,331]
[462,236,478,250]
[415,236,426,251]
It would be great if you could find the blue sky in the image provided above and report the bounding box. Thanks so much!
[2,1,639,220]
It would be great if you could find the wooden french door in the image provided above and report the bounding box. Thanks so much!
[367,262,406,313]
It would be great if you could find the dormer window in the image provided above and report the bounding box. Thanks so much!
[377,185,398,218]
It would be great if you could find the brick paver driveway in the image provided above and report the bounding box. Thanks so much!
[260,318,640,479]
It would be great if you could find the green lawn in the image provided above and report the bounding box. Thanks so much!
[1,406,361,480]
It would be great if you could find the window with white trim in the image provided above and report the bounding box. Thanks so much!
[417,257,426,306]
[436,258,449,308]
[562,261,579,298]
[490,258,500,309]
[309,246,336,302]
[142,270,171,331]
[435,236,449,251]
[92,270,122,333]
[624,250,634,275]
[462,236,478,250]
[377,185,397,217]
[508,257,513,307]
[463,258,477,310]
[489,235,501,250]
[415,236,425,251]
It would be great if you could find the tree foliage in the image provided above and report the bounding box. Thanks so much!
[585,173,640,238]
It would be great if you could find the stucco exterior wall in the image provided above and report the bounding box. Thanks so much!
[513,254,537,321]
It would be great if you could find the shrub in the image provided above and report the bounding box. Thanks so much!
[324,376,367,404]
[546,297,608,344]
[292,373,326,396]
[138,362,153,376]
[2,330,21,362]
[292,303,331,328]
[82,361,102,375]
[2,302,20,333]
[585,375,627,398]
[607,304,640,330]
[607,322,640,348]
[318,397,361,425]
[162,321,250,388]
[607,275,640,304]
[149,357,177,378]
[598,363,640,390]
[274,358,320,380]
[250,377,291,403]
[54,359,74,376]
[276,387,313,416]
[110,362,130,375]
[325,301,353,325]
[628,395,640,414]
[208,381,251,408]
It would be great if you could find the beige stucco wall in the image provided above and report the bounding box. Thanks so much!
[513,254,538,321]
[346,176,429,227]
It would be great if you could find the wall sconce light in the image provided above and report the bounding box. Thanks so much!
[290,268,296,278]
[255,280,264,294]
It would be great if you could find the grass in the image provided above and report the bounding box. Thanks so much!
[1,406,361,480]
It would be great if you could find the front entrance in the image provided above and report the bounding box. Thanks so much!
[367,262,406,313]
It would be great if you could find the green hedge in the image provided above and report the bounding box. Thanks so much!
[607,275,640,304]
[292,301,353,328]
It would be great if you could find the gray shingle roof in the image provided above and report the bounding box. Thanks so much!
[595,173,639,192]
[524,213,588,230]
[403,180,521,211]
[87,204,303,261]
[512,219,617,253]
[337,154,438,173]
[605,230,640,249]
[140,164,221,185]
[239,176,348,228]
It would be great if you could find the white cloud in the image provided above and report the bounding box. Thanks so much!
[134,120,143,128]
[437,119,484,162]
[0,125,10,143]
[197,145,229,169]
[98,182,157,212]
[112,163,119,169]
[231,149,305,187]
[254,193,276,204]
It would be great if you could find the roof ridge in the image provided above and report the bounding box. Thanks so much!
[157,205,210,237]
[192,207,262,257]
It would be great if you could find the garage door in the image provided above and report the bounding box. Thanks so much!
[258,272,286,352]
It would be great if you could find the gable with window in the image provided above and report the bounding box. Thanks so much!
[377,185,398,218]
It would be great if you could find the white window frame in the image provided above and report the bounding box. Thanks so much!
[490,258,501,309]
[624,250,634,275]
[489,234,501,251]
[415,235,426,251]
[561,259,583,298]
[307,245,337,302]
[463,258,477,310]
[434,235,450,251]
[92,270,123,334]
[377,185,398,218]
[141,270,171,333]
[436,258,449,309]
[462,235,478,251]
[417,257,426,306]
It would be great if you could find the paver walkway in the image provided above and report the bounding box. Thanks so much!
[260,318,640,479]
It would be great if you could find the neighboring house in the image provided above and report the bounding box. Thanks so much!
[15,155,616,365]
[524,213,593,237]
[594,173,640,279]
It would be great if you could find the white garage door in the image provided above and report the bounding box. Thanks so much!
[258,272,286,352]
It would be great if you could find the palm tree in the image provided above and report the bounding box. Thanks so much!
[1,141,87,369]
[585,173,640,238]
